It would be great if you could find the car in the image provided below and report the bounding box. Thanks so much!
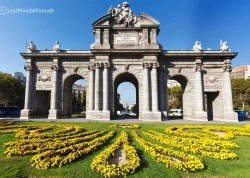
[168,109,183,117]
[0,106,21,117]
[235,110,247,119]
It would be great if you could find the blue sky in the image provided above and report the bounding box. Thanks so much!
[0,0,250,104]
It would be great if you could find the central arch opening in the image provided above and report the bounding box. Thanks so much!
[63,74,86,118]
[114,73,139,119]
[167,75,188,120]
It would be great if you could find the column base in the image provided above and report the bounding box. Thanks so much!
[161,111,168,120]
[217,111,238,122]
[86,110,111,120]
[20,109,34,119]
[193,111,208,121]
[48,109,60,119]
[141,111,162,121]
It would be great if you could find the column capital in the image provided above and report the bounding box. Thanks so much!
[94,62,102,69]
[152,62,159,69]
[51,64,59,71]
[103,62,110,69]
[222,58,232,72]
[24,65,32,71]
[143,62,151,69]
[194,58,203,72]
[88,65,95,71]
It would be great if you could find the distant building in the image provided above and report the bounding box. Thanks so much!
[72,83,86,94]
[231,65,250,80]
[167,80,181,88]
[12,72,26,85]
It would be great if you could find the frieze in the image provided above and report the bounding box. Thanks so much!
[37,75,52,82]
[204,75,222,86]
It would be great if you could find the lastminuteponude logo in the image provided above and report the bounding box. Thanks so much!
[0,6,6,15]
[0,6,55,15]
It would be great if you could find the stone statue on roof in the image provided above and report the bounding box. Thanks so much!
[108,1,137,27]
[220,40,230,52]
[27,40,37,53]
[193,41,202,51]
[53,41,60,52]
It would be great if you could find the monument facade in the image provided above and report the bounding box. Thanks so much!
[20,2,238,121]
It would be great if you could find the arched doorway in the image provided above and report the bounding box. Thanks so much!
[168,75,188,119]
[114,73,139,119]
[62,74,86,118]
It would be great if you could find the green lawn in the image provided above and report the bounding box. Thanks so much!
[0,121,250,178]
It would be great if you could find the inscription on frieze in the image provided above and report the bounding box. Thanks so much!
[114,32,138,45]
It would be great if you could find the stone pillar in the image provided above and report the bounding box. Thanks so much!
[95,29,101,44]
[143,62,150,111]
[142,28,149,47]
[150,28,157,44]
[88,65,95,111]
[103,63,110,111]
[222,58,238,121]
[159,65,168,119]
[20,61,33,119]
[151,63,159,112]
[103,29,110,48]
[94,63,101,111]
[48,59,60,119]
[194,58,207,120]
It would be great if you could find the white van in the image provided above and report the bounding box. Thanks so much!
[168,109,183,116]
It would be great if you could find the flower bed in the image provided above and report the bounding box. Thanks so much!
[133,131,204,172]
[144,130,239,160]
[91,131,140,177]
[30,131,115,169]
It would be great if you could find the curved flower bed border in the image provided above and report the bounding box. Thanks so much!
[91,131,140,177]
[4,130,106,157]
[144,130,239,160]
[109,123,140,129]
[165,125,250,140]
[132,131,204,172]
[30,131,115,169]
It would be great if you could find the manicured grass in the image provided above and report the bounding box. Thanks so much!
[0,121,250,178]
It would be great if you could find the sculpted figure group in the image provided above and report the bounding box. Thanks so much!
[108,2,137,27]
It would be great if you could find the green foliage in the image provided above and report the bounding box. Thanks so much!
[0,73,25,107]
[232,78,250,110]
[131,104,137,113]
[168,86,183,109]
[115,93,123,111]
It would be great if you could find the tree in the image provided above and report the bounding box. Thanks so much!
[231,78,250,110]
[115,93,123,111]
[0,73,25,107]
[131,104,137,113]
[168,85,183,109]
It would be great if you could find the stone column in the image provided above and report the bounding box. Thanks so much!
[222,58,238,121]
[95,29,101,44]
[159,65,168,118]
[48,60,60,119]
[151,63,159,112]
[24,65,32,110]
[103,63,110,111]
[88,65,95,111]
[103,29,110,48]
[194,58,207,120]
[143,62,150,111]
[20,61,33,119]
[150,28,157,44]
[94,63,101,111]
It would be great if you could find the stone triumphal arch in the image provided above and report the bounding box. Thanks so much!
[20,2,238,121]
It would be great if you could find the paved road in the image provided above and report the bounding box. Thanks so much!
[1,117,250,125]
